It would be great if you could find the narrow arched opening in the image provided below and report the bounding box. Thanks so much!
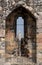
[16,17,24,39]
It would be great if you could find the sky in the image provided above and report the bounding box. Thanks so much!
[16,17,24,38]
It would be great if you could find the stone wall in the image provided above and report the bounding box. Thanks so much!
[0,0,42,65]
[37,13,42,64]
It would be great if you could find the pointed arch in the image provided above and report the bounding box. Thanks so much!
[6,4,37,63]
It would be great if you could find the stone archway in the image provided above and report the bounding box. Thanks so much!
[5,5,37,63]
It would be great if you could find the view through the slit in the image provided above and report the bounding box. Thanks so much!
[16,17,24,40]
[16,17,24,56]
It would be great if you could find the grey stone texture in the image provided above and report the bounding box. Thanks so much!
[0,0,42,65]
